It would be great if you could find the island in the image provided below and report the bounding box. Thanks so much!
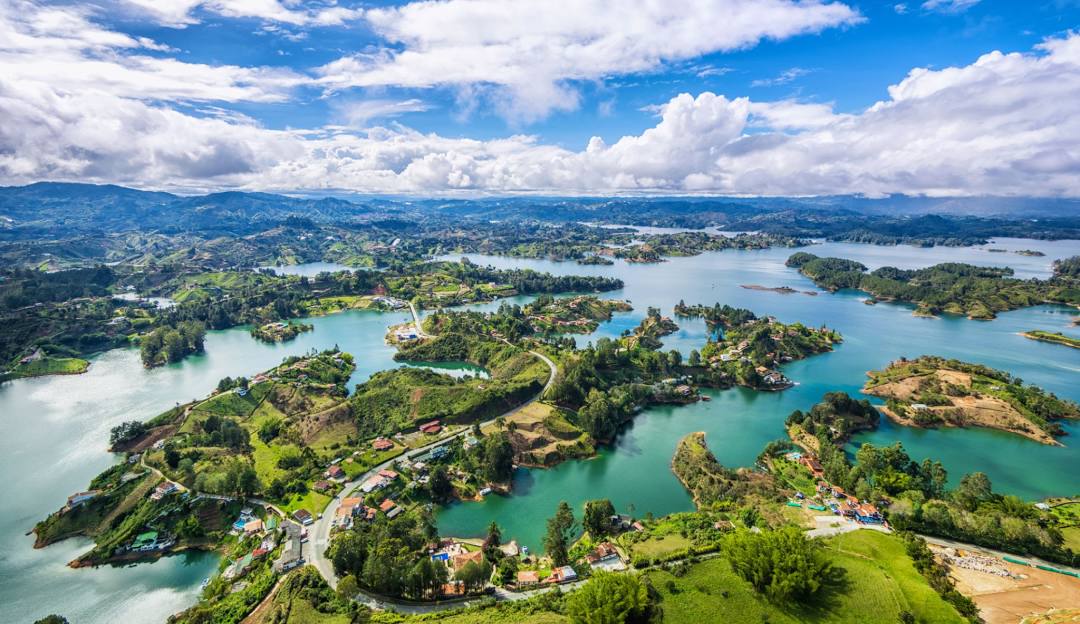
[786,251,1080,319]
[250,321,313,343]
[525,294,632,335]
[863,356,1080,444]
[677,301,841,391]
[1021,330,1080,350]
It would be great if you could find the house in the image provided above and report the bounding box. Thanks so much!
[799,456,824,476]
[451,549,484,573]
[378,469,399,481]
[360,475,388,493]
[441,581,466,596]
[292,509,313,525]
[313,480,332,492]
[910,403,930,412]
[334,506,354,530]
[66,490,101,509]
[131,531,159,552]
[243,519,264,535]
[150,481,178,501]
[379,498,399,514]
[419,420,442,434]
[326,465,346,480]
[427,446,449,460]
[274,523,304,573]
[548,566,578,583]
[516,570,540,586]
[854,504,884,524]
[585,542,623,570]
[372,437,394,451]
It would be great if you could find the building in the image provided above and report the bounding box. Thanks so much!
[274,523,304,573]
[585,542,620,566]
[243,519,264,535]
[419,420,442,434]
[292,509,314,525]
[451,549,484,573]
[360,475,388,493]
[326,465,346,480]
[516,570,540,586]
[372,437,394,451]
[378,469,399,480]
[66,490,101,509]
[548,566,578,583]
[150,481,178,501]
[313,480,332,492]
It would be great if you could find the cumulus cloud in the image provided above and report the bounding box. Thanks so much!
[0,0,305,103]
[3,0,1080,199]
[317,0,862,121]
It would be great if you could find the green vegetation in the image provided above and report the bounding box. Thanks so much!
[565,572,654,623]
[1022,329,1080,349]
[787,252,1080,319]
[784,391,880,445]
[252,321,314,343]
[723,527,833,605]
[678,302,840,391]
[671,433,780,508]
[139,321,206,367]
[611,232,803,263]
[864,355,1080,442]
[645,530,966,624]
[525,295,632,335]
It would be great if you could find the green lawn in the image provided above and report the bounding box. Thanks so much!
[631,533,695,559]
[281,490,331,516]
[9,356,89,378]
[646,531,965,624]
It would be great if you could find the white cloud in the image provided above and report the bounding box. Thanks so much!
[118,0,363,28]
[893,4,908,14]
[3,2,1080,199]
[921,0,982,13]
[331,98,431,126]
[317,0,862,122]
[0,0,305,103]
[750,67,813,87]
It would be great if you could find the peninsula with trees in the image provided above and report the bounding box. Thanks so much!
[864,356,1080,445]
[786,251,1080,319]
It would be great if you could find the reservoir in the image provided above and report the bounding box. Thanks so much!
[2,239,1078,622]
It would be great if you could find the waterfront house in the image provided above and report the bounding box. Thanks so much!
[585,542,623,570]
[66,490,101,509]
[451,549,484,573]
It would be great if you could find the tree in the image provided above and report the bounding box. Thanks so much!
[583,499,616,537]
[954,472,994,511]
[484,521,502,550]
[455,559,491,593]
[496,556,519,586]
[566,572,652,624]
[428,465,453,502]
[723,527,833,604]
[337,574,360,600]
[688,349,701,367]
[544,501,576,566]
[34,616,69,624]
[481,432,515,483]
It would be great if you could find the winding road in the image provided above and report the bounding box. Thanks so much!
[307,342,558,612]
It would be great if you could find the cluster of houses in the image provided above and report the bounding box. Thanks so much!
[786,451,885,526]
[372,295,407,309]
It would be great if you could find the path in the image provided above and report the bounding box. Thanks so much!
[308,343,557,609]
[408,302,428,338]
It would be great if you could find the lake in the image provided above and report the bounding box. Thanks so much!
[2,238,1078,622]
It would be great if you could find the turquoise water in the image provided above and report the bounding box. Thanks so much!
[1,240,1079,622]
[434,242,1080,551]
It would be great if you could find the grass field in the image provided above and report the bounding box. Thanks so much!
[8,356,89,378]
[281,490,331,516]
[646,531,965,624]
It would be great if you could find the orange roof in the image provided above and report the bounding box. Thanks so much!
[341,497,363,508]
[517,570,540,583]
[379,499,397,512]
[452,549,484,571]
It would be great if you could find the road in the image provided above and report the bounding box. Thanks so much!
[308,343,557,610]
[408,302,428,338]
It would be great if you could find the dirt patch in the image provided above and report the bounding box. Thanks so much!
[867,370,1057,445]
[297,403,354,445]
[949,562,1080,624]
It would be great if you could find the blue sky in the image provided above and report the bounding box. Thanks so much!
[2,0,1079,196]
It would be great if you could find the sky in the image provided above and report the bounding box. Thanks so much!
[1,0,1079,197]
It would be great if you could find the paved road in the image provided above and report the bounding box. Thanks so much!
[408,302,428,338]
[308,344,558,610]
